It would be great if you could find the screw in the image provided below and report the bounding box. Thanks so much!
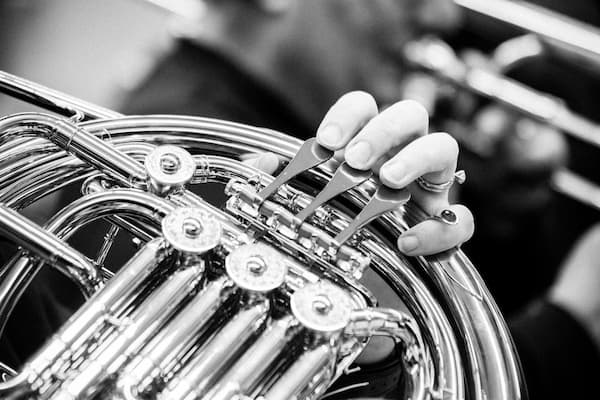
[312,294,333,315]
[246,255,267,275]
[160,153,181,175]
[182,217,203,238]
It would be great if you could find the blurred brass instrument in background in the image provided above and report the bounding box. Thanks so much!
[404,0,600,211]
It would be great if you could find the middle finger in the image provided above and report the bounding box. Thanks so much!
[344,99,429,170]
[379,131,459,189]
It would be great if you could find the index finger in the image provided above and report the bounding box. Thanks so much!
[316,91,378,151]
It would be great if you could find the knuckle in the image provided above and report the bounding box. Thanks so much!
[400,99,429,125]
[383,100,429,137]
[378,112,403,137]
[323,92,378,135]
[434,132,459,158]
[420,142,440,163]
[403,139,437,172]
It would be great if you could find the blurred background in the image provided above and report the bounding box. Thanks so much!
[0,0,170,114]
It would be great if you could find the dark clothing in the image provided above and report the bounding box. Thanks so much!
[510,301,600,400]
[123,40,314,140]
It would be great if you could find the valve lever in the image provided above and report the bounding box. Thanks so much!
[334,186,410,246]
[293,163,372,227]
[256,138,334,205]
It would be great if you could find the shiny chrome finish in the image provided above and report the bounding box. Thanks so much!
[257,137,334,204]
[290,282,354,334]
[0,71,524,400]
[204,315,302,400]
[49,265,204,400]
[114,276,236,400]
[225,244,288,292]
[12,239,168,399]
[346,307,431,400]
[145,145,196,196]
[161,207,222,256]
[334,186,411,246]
[261,344,333,400]
[0,205,101,295]
[293,162,372,227]
[0,71,120,121]
[160,301,270,400]
[0,113,147,187]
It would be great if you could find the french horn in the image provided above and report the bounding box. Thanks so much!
[0,69,524,400]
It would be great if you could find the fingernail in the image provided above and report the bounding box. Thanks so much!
[380,161,407,187]
[239,152,259,161]
[246,157,260,168]
[317,124,342,148]
[398,235,419,253]
[258,153,280,174]
[345,141,372,168]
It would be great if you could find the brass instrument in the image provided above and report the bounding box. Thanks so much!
[404,0,600,212]
[0,69,524,400]
[455,0,600,71]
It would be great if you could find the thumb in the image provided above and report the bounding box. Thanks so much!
[241,152,280,174]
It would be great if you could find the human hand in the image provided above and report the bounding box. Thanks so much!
[549,224,600,348]
[245,91,474,256]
